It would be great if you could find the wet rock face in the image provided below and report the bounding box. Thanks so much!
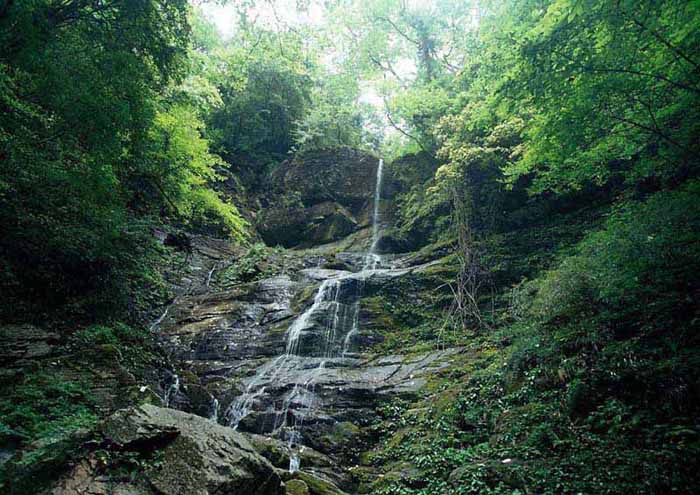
[154,247,458,494]
[0,325,58,371]
[49,405,284,495]
[231,350,456,441]
[159,275,297,363]
[258,202,358,247]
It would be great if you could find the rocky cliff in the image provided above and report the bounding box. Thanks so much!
[1,148,459,495]
[256,148,388,248]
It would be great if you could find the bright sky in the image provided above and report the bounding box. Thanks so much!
[198,0,326,39]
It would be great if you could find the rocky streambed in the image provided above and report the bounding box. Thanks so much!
[152,244,459,493]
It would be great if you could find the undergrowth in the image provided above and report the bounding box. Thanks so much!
[363,184,700,494]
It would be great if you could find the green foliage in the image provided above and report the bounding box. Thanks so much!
[205,37,313,167]
[0,319,163,491]
[0,372,97,446]
[0,1,248,322]
[2,2,700,494]
[365,0,700,247]
[68,322,147,349]
[293,74,381,153]
[534,183,700,329]
[498,0,700,191]
[189,12,378,179]
[216,243,285,286]
[142,103,247,238]
[365,183,700,494]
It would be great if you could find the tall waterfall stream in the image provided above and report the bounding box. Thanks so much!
[224,158,385,473]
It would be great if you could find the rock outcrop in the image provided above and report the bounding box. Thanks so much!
[257,148,381,247]
[48,405,284,495]
[272,148,379,214]
[0,325,58,372]
[258,201,358,247]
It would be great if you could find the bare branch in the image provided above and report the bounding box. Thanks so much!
[374,15,419,46]
[382,98,426,151]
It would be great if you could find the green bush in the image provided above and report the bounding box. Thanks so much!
[70,325,119,346]
[0,372,97,444]
[534,183,700,331]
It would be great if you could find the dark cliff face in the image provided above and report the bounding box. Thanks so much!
[271,148,379,214]
[256,148,382,248]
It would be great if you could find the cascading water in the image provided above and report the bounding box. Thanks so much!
[164,374,180,407]
[341,158,385,356]
[226,355,285,428]
[225,158,385,473]
[206,262,218,287]
[366,157,384,269]
[149,306,170,332]
[210,397,220,423]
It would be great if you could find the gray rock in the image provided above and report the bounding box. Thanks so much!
[50,405,284,495]
[272,148,379,215]
[256,148,384,248]
[152,226,460,493]
[258,201,359,248]
[0,324,58,369]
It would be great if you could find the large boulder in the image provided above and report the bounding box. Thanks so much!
[46,405,284,495]
[272,148,380,214]
[256,148,382,248]
[258,202,358,247]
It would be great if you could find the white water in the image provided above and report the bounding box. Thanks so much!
[206,263,217,287]
[366,158,384,269]
[225,158,385,473]
[286,278,341,355]
[226,355,285,429]
[164,374,180,407]
[149,306,170,332]
[210,397,220,423]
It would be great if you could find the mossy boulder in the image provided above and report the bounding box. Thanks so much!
[272,147,379,214]
[258,202,357,247]
[286,479,311,495]
[295,471,346,495]
[46,405,284,495]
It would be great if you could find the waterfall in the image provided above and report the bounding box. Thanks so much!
[210,397,220,423]
[164,374,180,407]
[206,262,217,287]
[366,158,384,269]
[149,306,170,332]
[286,278,341,355]
[227,356,285,429]
[225,158,386,473]
[341,158,385,355]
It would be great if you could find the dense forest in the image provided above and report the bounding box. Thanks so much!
[1,0,699,494]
